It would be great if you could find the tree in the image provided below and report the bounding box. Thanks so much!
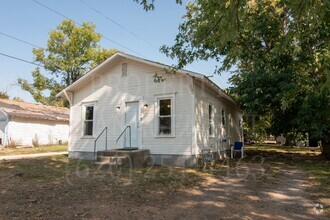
[18,20,117,106]
[12,97,24,102]
[0,92,9,99]
[137,0,330,156]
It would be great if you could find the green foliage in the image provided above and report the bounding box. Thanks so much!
[133,0,182,11]
[12,97,24,102]
[0,92,9,99]
[18,20,117,106]
[156,0,329,142]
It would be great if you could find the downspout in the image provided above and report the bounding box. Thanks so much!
[0,109,10,146]
[189,75,196,157]
[62,90,73,153]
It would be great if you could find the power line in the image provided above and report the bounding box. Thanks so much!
[0,52,44,68]
[32,0,82,26]
[79,0,158,49]
[32,0,148,58]
[0,31,42,48]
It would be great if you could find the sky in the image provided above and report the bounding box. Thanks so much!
[0,0,231,103]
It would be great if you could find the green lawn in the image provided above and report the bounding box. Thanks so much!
[0,145,68,156]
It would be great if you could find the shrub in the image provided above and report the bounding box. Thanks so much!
[32,134,40,147]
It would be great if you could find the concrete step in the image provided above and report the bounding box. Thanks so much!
[96,149,150,168]
[97,155,128,164]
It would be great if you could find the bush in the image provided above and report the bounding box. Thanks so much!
[7,138,20,148]
[32,134,40,147]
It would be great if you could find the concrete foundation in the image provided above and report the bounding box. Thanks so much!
[69,151,95,160]
[98,149,150,168]
[150,154,197,167]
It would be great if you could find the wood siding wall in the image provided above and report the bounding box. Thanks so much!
[193,80,243,155]
[70,59,194,155]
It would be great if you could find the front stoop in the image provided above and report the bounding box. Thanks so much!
[96,149,150,168]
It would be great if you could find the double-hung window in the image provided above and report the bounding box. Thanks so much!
[83,104,95,136]
[222,109,226,126]
[156,95,175,137]
[209,103,215,136]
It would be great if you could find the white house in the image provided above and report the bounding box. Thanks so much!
[57,52,243,166]
[0,99,69,147]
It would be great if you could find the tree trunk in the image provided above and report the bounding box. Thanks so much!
[321,142,330,160]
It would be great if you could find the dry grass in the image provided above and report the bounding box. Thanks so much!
[245,144,330,216]
[0,145,67,156]
[0,145,329,218]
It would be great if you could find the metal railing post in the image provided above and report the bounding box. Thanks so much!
[129,126,131,149]
[93,126,108,161]
[105,127,108,151]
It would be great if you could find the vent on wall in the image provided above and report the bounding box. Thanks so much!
[122,63,128,77]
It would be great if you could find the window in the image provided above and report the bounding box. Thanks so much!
[222,109,226,126]
[156,95,175,137]
[228,114,232,136]
[122,63,128,77]
[159,99,171,135]
[83,104,95,136]
[209,103,215,136]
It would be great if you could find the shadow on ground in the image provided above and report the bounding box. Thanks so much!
[0,147,329,219]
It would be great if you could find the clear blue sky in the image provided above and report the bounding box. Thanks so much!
[0,0,231,103]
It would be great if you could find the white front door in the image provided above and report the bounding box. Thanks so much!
[125,101,139,148]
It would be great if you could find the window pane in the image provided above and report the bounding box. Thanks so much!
[159,99,171,116]
[159,117,171,135]
[85,106,94,120]
[209,104,212,120]
[84,121,93,136]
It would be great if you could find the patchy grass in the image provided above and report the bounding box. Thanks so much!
[0,155,205,218]
[245,144,318,154]
[0,147,329,218]
[245,144,330,216]
[0,145,67,156]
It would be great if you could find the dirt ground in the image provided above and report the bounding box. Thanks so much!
[0,148,328,219]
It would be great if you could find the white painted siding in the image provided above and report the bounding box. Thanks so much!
[70,59,193,155]
[7,118,69,146]
[194,81,243,155]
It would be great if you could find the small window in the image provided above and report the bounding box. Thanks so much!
[122,63,128,77]
[228,114,232,136]
[83,105,94,136]
[222,109,226,126]
[158,99,172,135]
[209,103,215,136]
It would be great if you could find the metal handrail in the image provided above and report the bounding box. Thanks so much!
[93,127,108,160]
[116,125,131,148]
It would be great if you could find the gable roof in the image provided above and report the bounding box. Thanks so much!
[57,52,239,107]
[0,99,69,122]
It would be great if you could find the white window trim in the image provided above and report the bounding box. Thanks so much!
[81,102,96,138]
[154,94,176,138]
[208,102,215,138]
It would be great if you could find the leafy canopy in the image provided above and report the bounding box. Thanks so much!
[137,0,330,141]
[18,20,117,106]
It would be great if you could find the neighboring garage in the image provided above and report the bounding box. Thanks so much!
[0,99,69,147]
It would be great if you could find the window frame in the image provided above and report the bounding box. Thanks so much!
[208,102,215,137]
[155,94,175,138]
[221,108,226,126]
[121,63,128,77]
[81,102,96,138]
